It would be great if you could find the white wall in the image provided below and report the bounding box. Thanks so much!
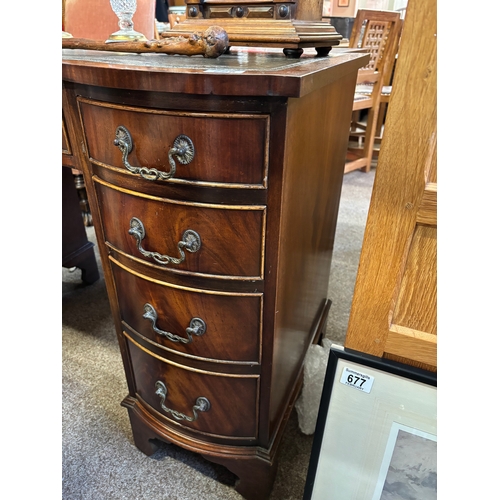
[324,0,407,17]
[324,0,358,17]
[359,0,390,8]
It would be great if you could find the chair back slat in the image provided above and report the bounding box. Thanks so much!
[362,20,395,71]
[349,10,402,76]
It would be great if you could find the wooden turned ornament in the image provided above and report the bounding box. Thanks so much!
[165,0,342,57]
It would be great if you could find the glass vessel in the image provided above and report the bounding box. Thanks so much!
[106,0,147,42]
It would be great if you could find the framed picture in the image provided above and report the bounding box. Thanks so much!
[303,347,437,500]
[338,0,350,7]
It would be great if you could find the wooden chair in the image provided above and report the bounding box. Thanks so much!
[345,9,402,174]
[372,20,403,158]
[168,12,186,29]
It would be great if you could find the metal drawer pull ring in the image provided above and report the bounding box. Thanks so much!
[155,381,210,422]
[114,125,195,181]
[128,217,201,265]
[143,303,206,344]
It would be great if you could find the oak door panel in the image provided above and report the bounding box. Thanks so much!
[344,0,437,371]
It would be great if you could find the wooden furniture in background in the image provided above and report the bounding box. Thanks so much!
[322,16,355,41]
[344,0,437,371]
[345,9,402,174]
[166,0,343,58]
[71,168,93,227]
[372,82,396,157]
[62,98,99,284]
[62,167,99,284]
[62,48,368,499]
[372,21,404,159]
[168,11,186,28]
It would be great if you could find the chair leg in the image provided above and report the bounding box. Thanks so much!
[375,102,388,139]
[351,110,361,132]
[361,104,381,173]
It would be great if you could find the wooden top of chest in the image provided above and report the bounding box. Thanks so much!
[62,47,368,98]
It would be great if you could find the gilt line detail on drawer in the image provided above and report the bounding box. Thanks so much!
[77,97,270,121]
[124,331,260,378]
[123,321,262,367]
[108,243,265,281]
[89,158,267,190]
[109,256,263,297]
[138,396,259,441]
[93,177,267,211]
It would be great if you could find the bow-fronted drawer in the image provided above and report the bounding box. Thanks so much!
[111,259,263,364]
[78,98,270,189]
[126,338,259,440]
[95,180,266,279]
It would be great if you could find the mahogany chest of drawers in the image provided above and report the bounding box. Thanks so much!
[62,47,368,499]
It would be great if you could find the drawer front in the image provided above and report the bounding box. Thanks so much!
[96,180,266,279]
[127,338,259,438]
[112,260,262,364]
[78,98,269,188]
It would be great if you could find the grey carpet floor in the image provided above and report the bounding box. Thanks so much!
[62,169,375,500]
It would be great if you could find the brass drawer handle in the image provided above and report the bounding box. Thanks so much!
[114,125,195,181]
[155,381,210,422]
[128,217,201,265]
[143,303,206,344]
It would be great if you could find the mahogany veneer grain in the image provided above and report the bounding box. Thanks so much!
[62,48,368,499]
